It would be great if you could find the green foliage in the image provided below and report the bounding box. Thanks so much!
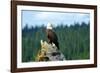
[22,22,90,62]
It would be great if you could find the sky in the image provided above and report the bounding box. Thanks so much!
[22,10,90,28]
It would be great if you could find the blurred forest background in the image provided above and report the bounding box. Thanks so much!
[22,22,90,62]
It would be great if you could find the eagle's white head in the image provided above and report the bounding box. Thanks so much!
[46,23,53,30]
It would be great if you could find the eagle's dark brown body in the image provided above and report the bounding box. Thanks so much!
[47,29,59,49]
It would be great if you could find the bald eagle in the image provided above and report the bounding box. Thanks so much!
[46,29,59,50]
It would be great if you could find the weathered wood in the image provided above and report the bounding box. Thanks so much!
[36,40,65,61]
